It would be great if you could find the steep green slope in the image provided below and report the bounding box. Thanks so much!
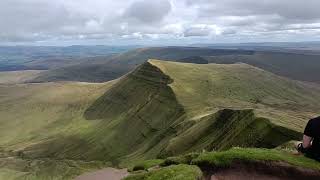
[0,82,114,146]
[162,109,301,156]
[20,62,186,162]
[0,81,116,179]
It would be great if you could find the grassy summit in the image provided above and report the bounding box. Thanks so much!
[192,148,320,170]
[0,60,320,179]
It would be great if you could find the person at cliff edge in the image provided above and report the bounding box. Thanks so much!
[296,116,320,161]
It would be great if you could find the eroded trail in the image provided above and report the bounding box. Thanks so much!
[75,168,128,180]
[203,161,320,180]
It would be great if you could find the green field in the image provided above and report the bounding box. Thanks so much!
[1,60,320,179]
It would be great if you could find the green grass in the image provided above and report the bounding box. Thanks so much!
[161,153,200,166]
[123,164,202,180]
[0,81,115,179]
[192,148,320,170]
[0,81,114,146]
[151,59,320,132]
[161,109,302,156]
[125,148,320,180]
[0,169,27,180]
[129,159,164,172]
[0,157,107,180]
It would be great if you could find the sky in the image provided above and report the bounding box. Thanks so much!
[1,0,320,45]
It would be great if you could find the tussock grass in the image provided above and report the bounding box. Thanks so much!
[0,157,106,180]
[129,159,164,172]
[126,148,320,180]
[192,148,320,170]
[161,153,200,166]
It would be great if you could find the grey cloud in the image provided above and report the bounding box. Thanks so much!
[184,0,320,39]
[123,0,172,24]
[0,0,173,43]
[186,0,320,21]
[184,26,213,37]
[0,0,92,42]
[220,29,237,35]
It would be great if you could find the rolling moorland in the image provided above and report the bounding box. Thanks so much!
[30,47,320,84]
[0,59,320,179]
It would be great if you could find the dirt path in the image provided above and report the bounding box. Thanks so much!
[75,168,129,180]
[203,161,320,180]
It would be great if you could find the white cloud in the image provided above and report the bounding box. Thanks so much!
[184,24,222,37]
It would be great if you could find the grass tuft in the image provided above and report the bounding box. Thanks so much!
[129,159,164,172]
[161,153,200,166]
[192,148,320,170]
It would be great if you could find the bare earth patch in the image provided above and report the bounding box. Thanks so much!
[75,168,128,180]
[203,161,320,180]
[211,169,288,180]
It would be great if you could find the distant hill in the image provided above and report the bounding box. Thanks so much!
[32,47,320,84]
[31,47,253,82]
[177,56,208,64]
[205,51,320,83]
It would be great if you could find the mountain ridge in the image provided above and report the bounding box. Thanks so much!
[16,60,320,162]
[1,60,320,179]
